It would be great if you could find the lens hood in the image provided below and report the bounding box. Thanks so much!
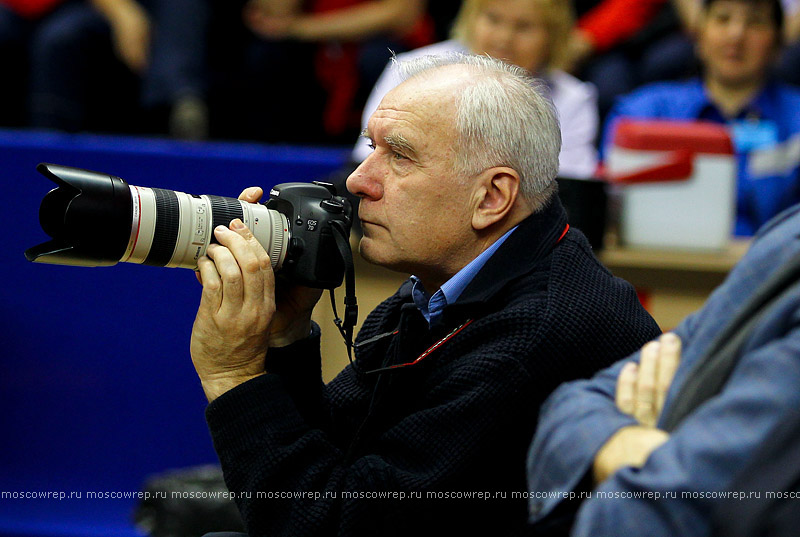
[25,163,133,266]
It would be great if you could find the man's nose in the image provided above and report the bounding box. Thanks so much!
[346,157,383,200]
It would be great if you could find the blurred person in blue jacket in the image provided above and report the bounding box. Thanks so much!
[527,199,800,537]
[601,0,800,236]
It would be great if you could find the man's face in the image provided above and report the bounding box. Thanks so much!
[470,0,551,74]
[346,71,478,287]
[697,0,779,88]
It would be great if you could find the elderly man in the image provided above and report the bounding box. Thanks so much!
[190,53,660,536]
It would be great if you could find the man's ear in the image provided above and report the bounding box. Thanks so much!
[471,167,521,231]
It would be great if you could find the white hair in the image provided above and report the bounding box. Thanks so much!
[394,53,561,206]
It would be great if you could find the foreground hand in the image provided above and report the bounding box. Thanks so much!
[616,333,682,427]
[235,187,323,348]
[190,187,323,401]
[592,333,682,483]
[191,218,276,402]
[593,425,669,483]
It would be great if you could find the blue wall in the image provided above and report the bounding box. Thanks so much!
[0,130,348,536]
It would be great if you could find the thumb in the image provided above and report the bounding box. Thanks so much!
[239,186,263,203]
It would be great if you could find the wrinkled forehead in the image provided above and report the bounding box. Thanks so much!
[385,68,465,115]
[369,70,465,150]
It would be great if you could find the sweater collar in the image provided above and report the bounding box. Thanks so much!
[454,196,569,308]
[395,196,569,311]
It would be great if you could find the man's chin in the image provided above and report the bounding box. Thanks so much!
[357,236,379,265]
[357,237,399,271]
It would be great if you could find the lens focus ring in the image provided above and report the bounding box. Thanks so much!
[208,196,244,241]
[269,212,286,269]
[143,188,180,267]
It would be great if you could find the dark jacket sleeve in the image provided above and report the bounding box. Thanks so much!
[206,339,542,537]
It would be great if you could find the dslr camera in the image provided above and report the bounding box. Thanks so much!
[25,163,353,289]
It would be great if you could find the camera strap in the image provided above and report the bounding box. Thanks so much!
[329,220,358,366]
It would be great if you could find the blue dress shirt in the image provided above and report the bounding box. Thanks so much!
[411,226,517,327]
[602,78,800,236]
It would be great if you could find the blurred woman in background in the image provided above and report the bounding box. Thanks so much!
[352,0,600,180]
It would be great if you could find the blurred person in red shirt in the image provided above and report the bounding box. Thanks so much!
[233,0,433,143]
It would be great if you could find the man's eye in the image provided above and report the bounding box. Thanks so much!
[393,151,407,160]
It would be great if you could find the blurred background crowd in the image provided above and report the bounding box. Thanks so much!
[1,0,799,227]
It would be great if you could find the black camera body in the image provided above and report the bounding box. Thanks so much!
[266,182,352,289]
[25,163,353,289]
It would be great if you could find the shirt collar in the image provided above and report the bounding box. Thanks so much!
[694,77,779,122]
[411,225,518,327]
[397,197,569,325]
[452,196,569,308]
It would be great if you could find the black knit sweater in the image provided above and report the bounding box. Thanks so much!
[205,198,661,537]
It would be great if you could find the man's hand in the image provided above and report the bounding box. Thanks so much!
[190,187,323,402]
[190,217,276,402]
[616,333,681,428]
[592,333,682,483]
[235,187,323,348]
[593,425,669,483]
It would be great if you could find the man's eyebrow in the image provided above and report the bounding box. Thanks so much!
[360,128,418,157]
[384,133,417,157]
